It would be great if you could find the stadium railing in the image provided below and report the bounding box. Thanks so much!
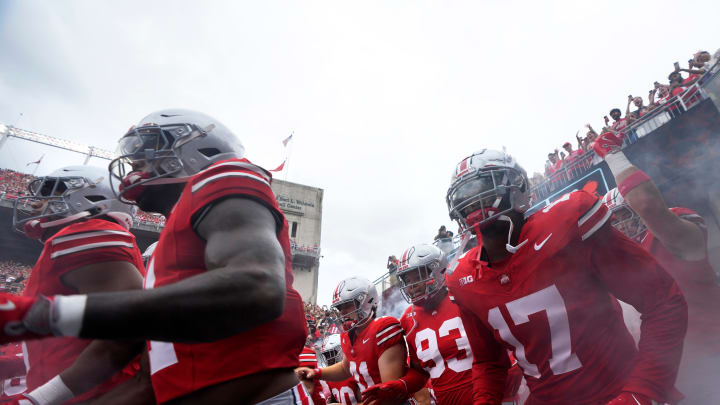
[290,240,321,268]
[530,59,720,203]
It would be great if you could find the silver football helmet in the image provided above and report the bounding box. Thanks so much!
[396,244,448,305]
[602,188,647,241]
[317,334,343,367]
[13,165,136,239]
[447,149,530,233]
[331,277,378,333]
[109,109,245,203]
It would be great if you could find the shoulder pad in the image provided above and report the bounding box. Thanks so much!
[189,158,272,194]
[529,190,610,242]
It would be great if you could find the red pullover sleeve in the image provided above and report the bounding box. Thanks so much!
[457,304,509,404]
[589,224,687,403]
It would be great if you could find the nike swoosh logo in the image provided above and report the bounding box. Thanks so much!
[534,233,552,251]
[362,338,370,344]
[0,301,16,311]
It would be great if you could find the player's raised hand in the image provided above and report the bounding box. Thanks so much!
[593,132,623,158]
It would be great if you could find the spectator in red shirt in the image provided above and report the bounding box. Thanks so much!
[650,84,671,106]
[562,141,584,164]
[661,71,700,97]
[607,108,627,132]
[545,151,562,176]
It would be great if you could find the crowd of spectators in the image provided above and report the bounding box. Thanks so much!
[536,48,720,196]
[0,261,30,295]
[303,301,341,347]
[290,240,321,257]
[0,169,33,200]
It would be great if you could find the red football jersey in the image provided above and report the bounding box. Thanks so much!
[400,295,473,402]
[22,219,144,403]
[401,295,521,405]
[0,342,26,402]
[640,207,720,403]
[340,316,405,392]
[143,158,307,403]
[299,345,319,368]
[446,191,686,405]
[321,378,361,405]
[298,346,325,404]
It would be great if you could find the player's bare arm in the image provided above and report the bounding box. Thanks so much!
[296,357,352,382]
[65,197,285,342]
[22,260,146,403]
[614,167,706,260]
[376,342,406,382]
[595,135,706,260]
[82,351,156,405]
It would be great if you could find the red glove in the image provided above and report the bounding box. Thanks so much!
[593,132,623,158]
[361,380,408,404]
[0,294,41,344]
[605,392,657,405]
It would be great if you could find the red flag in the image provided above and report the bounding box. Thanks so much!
[270,160,286,172]
[26,155,44,166]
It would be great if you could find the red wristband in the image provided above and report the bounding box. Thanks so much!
[312,367,322,380]
[618,170,651,197]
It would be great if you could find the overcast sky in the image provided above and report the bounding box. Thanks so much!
[1,0,719,305]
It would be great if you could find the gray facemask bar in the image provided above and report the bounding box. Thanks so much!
[12,176,90,234]
[108,123,216,202]
[448,168,526,231]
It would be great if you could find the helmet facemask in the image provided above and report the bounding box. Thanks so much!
[447,167,528,233]
[109,123,214,203]
[331,295,374,333]
[397,263,445,305]
[610,204,647,242]
[13,175,106,238]
[318,344,343,367]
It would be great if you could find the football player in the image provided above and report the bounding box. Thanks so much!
[595,132,720,403]
[299,335,327,405]
[317,334,361,405]
[296,276,425,405]
[396,243,522,405]
[444,149,687,404]
[10,165,146,404]
[8,110,310,404]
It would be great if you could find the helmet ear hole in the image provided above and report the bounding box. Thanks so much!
[198,147,221,158]
[84,195,105,203]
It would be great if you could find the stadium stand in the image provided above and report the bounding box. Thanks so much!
[0,260,30,295]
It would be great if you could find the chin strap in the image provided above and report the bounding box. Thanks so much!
[497,215,527,254]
